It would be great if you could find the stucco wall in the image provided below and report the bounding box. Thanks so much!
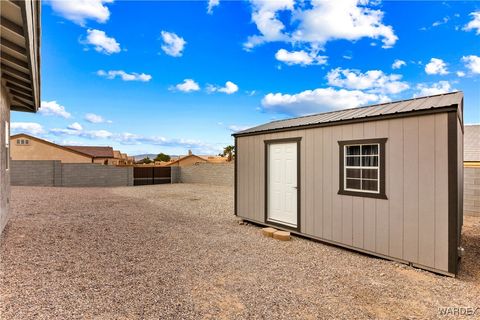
[11,161,133,187]
[11,136,92,163]
[465,167,480,217]
[1,85,11,234]
[175,163,233,186]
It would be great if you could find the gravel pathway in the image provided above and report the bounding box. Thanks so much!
[1,184,479,319]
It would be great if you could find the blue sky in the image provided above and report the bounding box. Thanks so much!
[11,0,480,156]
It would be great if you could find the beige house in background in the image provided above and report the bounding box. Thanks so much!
[160,149,229,167]
[11,134,92,163]
[63,146,114,165]
[11,134,134,165]
[167,154,208,167]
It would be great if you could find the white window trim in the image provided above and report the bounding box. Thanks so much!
[343,143,380,194]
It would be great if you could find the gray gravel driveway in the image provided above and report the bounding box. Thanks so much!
[1,184,479,319]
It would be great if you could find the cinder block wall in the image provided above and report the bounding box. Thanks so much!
[10,160,58,186]
[171,166,180,183]
[11,161,133,187]
[61,163,133,187]
[464,167,480,216]
[177,163,233,186]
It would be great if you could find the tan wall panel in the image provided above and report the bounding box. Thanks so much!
[322,127,333,240]
[434,113,449,271]
[403,117,419,263]
[341,125,353,246]
[305,130,315,235]
[332,126,343,243]
[351,123,364,249]
[388,119,404,260]
[418,115,436,267]
[363,123,376,252]
[375,120,389,256]
[313,129,323,238]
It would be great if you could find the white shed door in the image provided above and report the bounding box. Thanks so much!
[267,142,298,227]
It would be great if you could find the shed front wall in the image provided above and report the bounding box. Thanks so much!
[236,113,451,273]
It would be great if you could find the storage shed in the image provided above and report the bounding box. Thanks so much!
[233,92,464,276]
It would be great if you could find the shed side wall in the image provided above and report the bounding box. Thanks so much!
[236,113,450,273]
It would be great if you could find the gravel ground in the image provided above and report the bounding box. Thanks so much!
[1,184,479,319]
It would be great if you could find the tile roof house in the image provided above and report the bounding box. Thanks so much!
[66,146,115,165]
[11,134,93,163]
[464,125,480,166]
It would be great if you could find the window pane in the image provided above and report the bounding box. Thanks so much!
[346,178,361,190]
[362,144,378,155]
[362,156,378,167]
[362,180,378,191]
[362,169,378,179]
[346,168,361,178]
[346,156,360,166]
[346,146,360,155]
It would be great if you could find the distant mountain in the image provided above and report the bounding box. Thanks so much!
[133,154,157,161]
[133,154,180,161]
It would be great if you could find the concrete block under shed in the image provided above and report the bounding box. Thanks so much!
[273,231,291,241]
[262,227,277,237]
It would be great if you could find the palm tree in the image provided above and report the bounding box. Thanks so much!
[222,145,235,161]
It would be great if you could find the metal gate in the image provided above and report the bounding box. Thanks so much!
[133,166,171,186]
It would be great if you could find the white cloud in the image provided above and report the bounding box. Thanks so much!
[463,11,480,35]
[244,0,294,50]
[275,49,327,66]
[11,122,45,135]
[113,133,222,154]
[326,68,409,94]
[207,81,239,94]
[160,31,186,57]
[228,125,252,132]
[415,81,453,97]
[207,0,220,14]
[172,79,200,92]
[50,126,224,155]
[456,71,466,77]
[39,101,71,118]
[49,0,113,26]
[425,58,449,75]
[432,16,449,27]
[462,55,480,74]
[50,128,113,139]
[84,29,121,54]
[392,59,406,69]
[245,0,397,50]
[97,70,152,82]
[84,113,112,124]
[261,87,388,116]
[68,122,83,131]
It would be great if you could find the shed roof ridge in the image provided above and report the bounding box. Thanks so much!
[265,91,462,125]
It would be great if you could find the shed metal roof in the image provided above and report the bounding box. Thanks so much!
[233,91,463,137]
[465,125,480,162]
